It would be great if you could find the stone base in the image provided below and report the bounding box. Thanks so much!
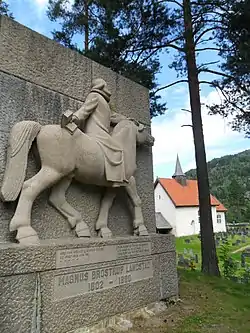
[68,301,172,333]
[0,234,178,333]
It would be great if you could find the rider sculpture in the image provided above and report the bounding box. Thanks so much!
[0,78,154,244]
[70,78,129,187]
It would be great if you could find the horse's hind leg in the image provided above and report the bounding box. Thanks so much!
[126,176,149,236]
[96,188,116,238]
[9,166,63,245]
[49,176,90,238]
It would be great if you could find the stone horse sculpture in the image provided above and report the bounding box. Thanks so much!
[0,79,154,245]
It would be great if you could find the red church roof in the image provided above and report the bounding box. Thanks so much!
[155,178,227,212]
[216,202,227,212]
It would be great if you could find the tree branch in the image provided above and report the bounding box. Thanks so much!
[195,47,221,52]
[153,80,188,95]
[190,0,228,11]
[199,80,225,99]
[157,0,183,8]
[199,81,247,114]
[196,37,213,45]
[193,22,228,45]
[127,36,184,54]
[199,69,250,94]
[168,44,185,52]
[138,49,160,65]
[194,27,216,45]
[197,60,220,69]
[199,69,230,78]
[132,48,146,63]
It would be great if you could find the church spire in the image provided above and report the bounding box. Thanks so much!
[172,155,187,186]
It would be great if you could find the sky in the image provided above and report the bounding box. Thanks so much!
[5,0,249,178]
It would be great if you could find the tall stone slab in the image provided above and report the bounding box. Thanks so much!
[0,16,178,332]
[0,16,155,241]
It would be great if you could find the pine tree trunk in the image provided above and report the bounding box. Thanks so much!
[84,1,89,52]
[183,0,220,276]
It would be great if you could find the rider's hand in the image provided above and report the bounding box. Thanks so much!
[72,115,80,126]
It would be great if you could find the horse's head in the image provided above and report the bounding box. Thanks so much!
[134,122,155,147]
[112,118,154,147]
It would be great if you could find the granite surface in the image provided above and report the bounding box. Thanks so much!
[0,234,175,276]
[0,16,155,243]
[0,273,37,333]
[0,234,177,333]
[0,15,92,102]
[40,259,159,333]
[0,16,150,126]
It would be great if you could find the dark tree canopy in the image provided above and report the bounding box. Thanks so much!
[47,0,177,117]
[209,0,250,136]
[0,1,14,18]
[164,0,250,136]
[186,149,250,224]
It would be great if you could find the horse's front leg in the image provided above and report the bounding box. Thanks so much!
[126,176,149,236]
[49,175,90,238]
[96,188,116,238]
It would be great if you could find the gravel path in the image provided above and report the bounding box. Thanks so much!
[232,245,250,253]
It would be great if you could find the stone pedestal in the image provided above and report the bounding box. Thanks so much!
[0,234,177,333]
[0,16,178,332]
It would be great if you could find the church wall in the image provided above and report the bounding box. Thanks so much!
[213,210,227,233]
[154,183,177,234]
[175,206,200,237]
[175,206,226,237]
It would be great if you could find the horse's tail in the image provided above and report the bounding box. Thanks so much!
[0,121,42,201]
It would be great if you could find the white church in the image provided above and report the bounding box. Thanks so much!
[154,156,227,237]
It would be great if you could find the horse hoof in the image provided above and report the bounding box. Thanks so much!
[134,225,149,236]
[98,227,113,238]
[9,216,24,232]
[67,217,77,229]
[75,222,91,238]
[16,226,40,245]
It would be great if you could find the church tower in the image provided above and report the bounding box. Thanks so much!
[172,155,187,186]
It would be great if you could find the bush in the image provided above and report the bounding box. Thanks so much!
[219,240,238,279]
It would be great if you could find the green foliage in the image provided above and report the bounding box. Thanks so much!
[218,239,238,279]
[186,149,250,223]
[158,0,250,137]
[46,0,173,117]
[164,0,234,77]
[209,0,250,136]
[189,260,196,271]
[176,235,250,284]
[0,1,14,18]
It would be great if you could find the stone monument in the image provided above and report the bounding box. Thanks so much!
[0,16,178,333]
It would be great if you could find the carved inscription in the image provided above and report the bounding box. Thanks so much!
[116,243,151,258]
[54,259,153,300]
[56,242,151,268]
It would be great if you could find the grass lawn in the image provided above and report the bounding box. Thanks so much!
[175,235,201,254]
[167,269,250,333]
[131,269,250,333]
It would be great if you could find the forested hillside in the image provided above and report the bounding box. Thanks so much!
[186,150,250,223]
